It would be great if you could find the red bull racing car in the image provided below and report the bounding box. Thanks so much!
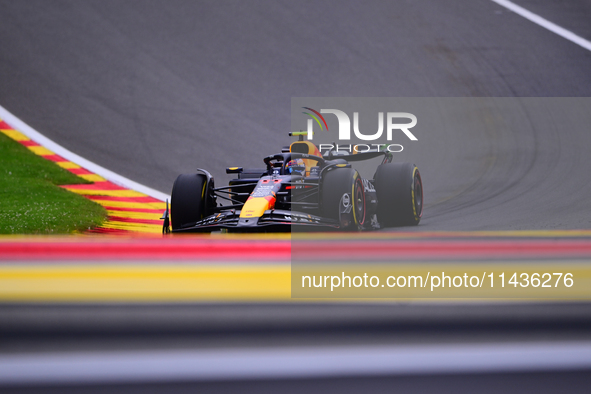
[162,132,422,232]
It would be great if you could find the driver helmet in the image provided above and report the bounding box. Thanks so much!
[286,158,306,176]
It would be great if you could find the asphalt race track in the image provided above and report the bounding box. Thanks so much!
[1,0,591,217]
[1,0,591,392]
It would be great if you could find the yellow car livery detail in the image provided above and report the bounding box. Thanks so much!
[240,195,276,219]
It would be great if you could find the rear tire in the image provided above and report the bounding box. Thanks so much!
[171,173,211,231]
[321,168,365,230]
[375,163,423,227]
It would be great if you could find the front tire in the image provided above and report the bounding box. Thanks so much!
[375,163,423,227]
[171,173,211,231]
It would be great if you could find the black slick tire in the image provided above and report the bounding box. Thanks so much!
[321,167,365,230]
[171,173,209,231]
[375,163,423,227]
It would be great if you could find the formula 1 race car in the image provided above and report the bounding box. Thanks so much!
[162,132,422,232]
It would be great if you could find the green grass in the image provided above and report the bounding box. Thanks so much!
[0,132,107,234]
